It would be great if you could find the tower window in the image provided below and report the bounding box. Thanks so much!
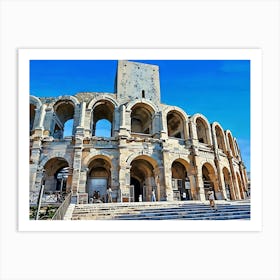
[142,90,145,98]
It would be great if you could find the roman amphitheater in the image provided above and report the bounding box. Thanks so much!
[29,60,249,206]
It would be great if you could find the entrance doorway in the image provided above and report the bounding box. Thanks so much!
[87,178,107,202]
[131,177,142,202]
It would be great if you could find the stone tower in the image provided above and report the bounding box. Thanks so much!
[116,60,161,105]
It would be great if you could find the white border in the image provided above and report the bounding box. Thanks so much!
[18,48,262,232]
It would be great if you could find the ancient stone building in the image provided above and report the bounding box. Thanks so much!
[29,60,249,204]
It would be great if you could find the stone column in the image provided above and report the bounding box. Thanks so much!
[76,102,86,136]
[160,111,168,140]
[113,107,120,137]
[78,169,88,193]
[196,172,206,201]
[71,139,83,203]
[162,150,173,201]
[118,147,130,202]
[34,104,47,136]
[119,105,129,137]
[228,156,240,200]
[215,160,227,200]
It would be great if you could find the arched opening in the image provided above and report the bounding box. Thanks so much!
[63,119,74,138]
[171,160,191,200]
[236,172,244,199]
[30,104,36,134]
[167,111,185,139]
[196,118,210,144]
[215,126,226,153]
[43,158,70,192]
[130,157,157,202]
[95,119,112,138]
[202,163,217,199]
[130,177,141,202]
[86,157,111,202]
[131,103,154,135]
[53,101,75,139]
[92,100,114,137]
[222,167,233,200]
[228,133,236,157]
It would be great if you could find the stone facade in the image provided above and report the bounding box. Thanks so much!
[29,60,249,204]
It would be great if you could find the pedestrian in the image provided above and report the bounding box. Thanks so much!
[151,189,156,202]
[207,189,217,211]
[107,186,113,203]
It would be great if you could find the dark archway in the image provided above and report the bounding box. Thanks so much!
[202,163,217,199]
[130,156,157,202]
[171,160,191,200]
[131,177,142,202]
[44,158,70,192]
[86,157,111,202]
[131,103,154,135]
[167,111,185,139]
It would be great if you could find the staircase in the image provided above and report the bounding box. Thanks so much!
[64,200,250,220]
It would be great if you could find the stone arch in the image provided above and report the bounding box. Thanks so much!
[90,99,116,137]
[86,155,112,202]
[201,162,218,199]
[171,158,192,200]
[236,172,244,199]
[126,99,159,113]
[126,152,159,169]
[30,96,42,133]
[129,102,156,135]
[87,95,119,110]
[222,166,234,200]
[52,99,76,138]
[212,122,227,153]
[55,95,80,106]
[40,154,72,169]
[82,153,113,169]
[30,95,42,108]
[129,154,159,202]
[191,114,212,145]
[42,157,71,192]
[226,130,237,157]
[164,106,189,139]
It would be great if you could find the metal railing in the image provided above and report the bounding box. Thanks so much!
[52,192,72,220]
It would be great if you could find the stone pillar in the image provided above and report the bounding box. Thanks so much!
[118,147,130,202]
[78,169,88,193]
[34,104,47,136]
[84,108,92,137]
[37,104,47,129]
[228,157,240,200]
[214,160,227,200]
[162,150,173,201]
[113,107,120,137]
[76,102,86,136]
[196,172,206,201]
[119,105,129,137]
[152,112,161,138]
[71,139,83,203]
[160,111,168,140]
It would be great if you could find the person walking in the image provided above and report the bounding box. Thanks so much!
[151,189,156,202]
[207,189,217,211]
[107,186,113,203]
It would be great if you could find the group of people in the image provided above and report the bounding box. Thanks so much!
[92,187,113,203]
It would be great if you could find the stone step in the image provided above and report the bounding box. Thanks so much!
[70,201,250,220]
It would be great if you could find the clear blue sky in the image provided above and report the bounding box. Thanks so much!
[30,60,250,171]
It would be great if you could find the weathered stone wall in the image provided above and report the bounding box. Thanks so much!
[29,60,249,204]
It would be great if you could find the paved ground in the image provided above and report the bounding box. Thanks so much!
[64,200,251,220]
